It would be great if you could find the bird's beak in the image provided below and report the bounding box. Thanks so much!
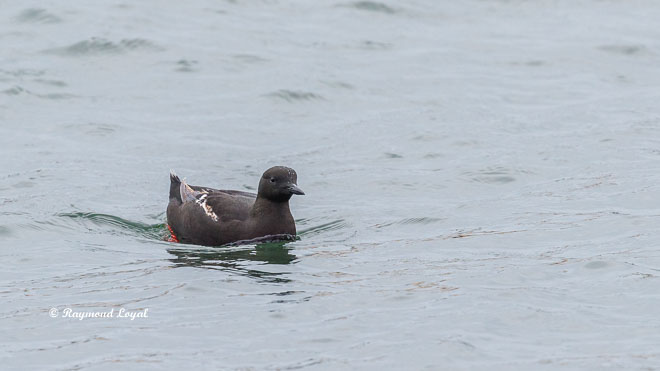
[287,184,305,195]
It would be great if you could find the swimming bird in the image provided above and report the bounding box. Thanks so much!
[167,166,304,246]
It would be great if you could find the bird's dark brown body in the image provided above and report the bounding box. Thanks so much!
[167,166,304,246]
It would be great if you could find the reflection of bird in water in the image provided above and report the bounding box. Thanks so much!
[167,241,297,282]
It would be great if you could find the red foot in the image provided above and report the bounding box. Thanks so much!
[166,224,179,243]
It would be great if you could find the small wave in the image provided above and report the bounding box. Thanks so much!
[57,212,167,240]
[359,40,392,50]
[348,1,397,14]
[298,219,348,236]
[3,86,26,96]
[510,60,546,67]
[462,166,517,184]
[15,8,62,23]
[2,85,75,100]
[374,217,444,229]
[45,38,163,56]
[175,59,199,72]
[11,181,35,189]
[232,54,268,64]
[33,79,67,87]
[61,123,117,137]
[0,68,45,77]
[321,81,354,89]
[266,90,324,103]
[37,92,75,100]
[598,44,647,56]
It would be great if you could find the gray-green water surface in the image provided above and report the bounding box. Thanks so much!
[2,1,660,369]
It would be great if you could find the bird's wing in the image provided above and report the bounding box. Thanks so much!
[189,185,257,199]
[203,191,255,222]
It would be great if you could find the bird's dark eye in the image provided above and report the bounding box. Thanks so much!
[270,178,276,183]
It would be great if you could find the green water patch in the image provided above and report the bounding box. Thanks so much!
[168,241,295,282]
[169,241,296,266]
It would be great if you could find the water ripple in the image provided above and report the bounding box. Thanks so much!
[298,219,348,236]
[462,166,520,184]
[598,44,648,56]
[347,1,397,14]
[266,90,324,103]
[3,85,75,100]
[57,212,167,240]
[45,38,163,56]
[15,8,62,24]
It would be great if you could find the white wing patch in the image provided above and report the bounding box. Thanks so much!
[179,180,220,222]
[195,193,219,222]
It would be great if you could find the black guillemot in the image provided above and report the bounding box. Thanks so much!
[166,166,304,246]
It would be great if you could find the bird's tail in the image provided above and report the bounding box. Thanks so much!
[169,170,182,202]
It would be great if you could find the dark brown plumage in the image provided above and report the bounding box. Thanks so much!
[166,166,304,246]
